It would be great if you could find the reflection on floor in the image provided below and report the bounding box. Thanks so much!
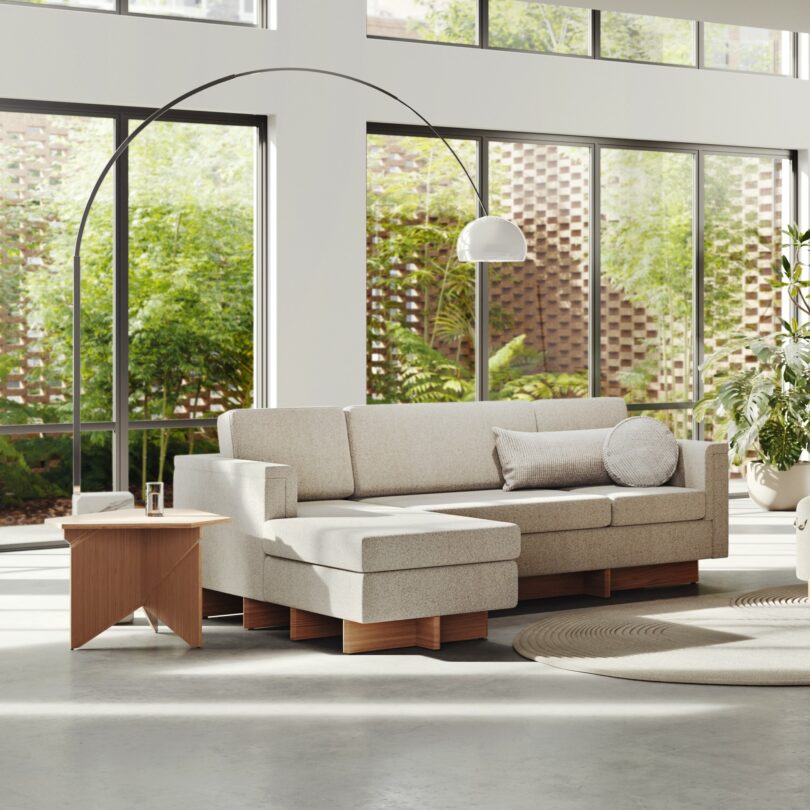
[0,498,807,810]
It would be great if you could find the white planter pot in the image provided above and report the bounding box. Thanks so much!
[746,461,810,511]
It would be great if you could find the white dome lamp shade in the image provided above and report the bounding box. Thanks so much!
[457,215,527,262]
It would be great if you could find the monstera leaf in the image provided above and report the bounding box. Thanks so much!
[758,417,807,471]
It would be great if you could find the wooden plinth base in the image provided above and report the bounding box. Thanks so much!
[201,591,487,654]
[519,560,699,602]
[202,589,243,619]
[243,598,290,630]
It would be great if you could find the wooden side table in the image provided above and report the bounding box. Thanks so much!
[47,508,229,650]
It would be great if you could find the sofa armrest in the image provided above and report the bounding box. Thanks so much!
[173,454,297,536]
[670,440,728,558]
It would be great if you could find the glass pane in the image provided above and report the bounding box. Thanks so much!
[487,141,589,400]
[631,409,693,439]
[601,12,695,66]
[11,0,113,9]
[600,148,694,404]
[129,425,218,506]
[703,154,789,432]
[0,430,113,527]
[488,2,591,55]
[128,0,257,24]
[0,112,114,426]
[704,24,793,75]
[367,133,477,403]
[128,120,255,422]
[367,0,478,44]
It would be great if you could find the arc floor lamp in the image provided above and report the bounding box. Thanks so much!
[71,67,528,492]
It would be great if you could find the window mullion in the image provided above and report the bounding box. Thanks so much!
[693,151,705,440]
[589,144,601,397]
[476,136,489,401]
[112,113,130,492]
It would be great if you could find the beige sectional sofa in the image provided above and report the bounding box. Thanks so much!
[174,397,728,653]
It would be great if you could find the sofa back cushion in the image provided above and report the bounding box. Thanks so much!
[532,397,628,432]
[217,408,354,500]
[344,401,535,498]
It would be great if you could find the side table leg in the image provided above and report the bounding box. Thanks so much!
[67,528,145,650]
[144,609,160,633]
[141,529,203,648]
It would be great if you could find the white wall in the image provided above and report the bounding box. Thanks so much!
[1,0,810,405]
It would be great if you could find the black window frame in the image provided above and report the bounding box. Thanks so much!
[366,121,797,437]
[367,3,801,79]
[0,0,266,28]
[0,96,267,498]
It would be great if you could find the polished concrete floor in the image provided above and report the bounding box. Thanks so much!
[0,498,808,810]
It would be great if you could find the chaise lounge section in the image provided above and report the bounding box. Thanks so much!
[174,397,728,653]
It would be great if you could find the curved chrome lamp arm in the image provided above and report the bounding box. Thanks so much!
[71,67,488,492]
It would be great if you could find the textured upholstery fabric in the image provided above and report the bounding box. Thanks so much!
[174,454,296,532]
[344,401,535,497]
[200,532,266,601]
[217,407,354,501]
[532,397,628,431]
[603,416,679,487]
[518,520,714,577]
[566,484,705,526]
[264,557,519,623]
[669,440,729,557]
[173,454,297,600]
[169,402,729,623]
[359,489,611,534]
[493,427,611,491]
[263,506,520,573]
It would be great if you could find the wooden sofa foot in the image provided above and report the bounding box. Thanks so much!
[243,598,290,630]
[611,560,699,591]
[204,590,489,654]
[202,588,243,619]
[342,611,488,654]
[519,560,699,601]
[440,611,488,643]
[290,608,342,640]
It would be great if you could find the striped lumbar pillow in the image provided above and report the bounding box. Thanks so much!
[493,426,612,491]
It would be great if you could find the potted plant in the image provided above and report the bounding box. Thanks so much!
[697,225,810,510]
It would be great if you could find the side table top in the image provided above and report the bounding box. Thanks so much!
[46,507,231,530]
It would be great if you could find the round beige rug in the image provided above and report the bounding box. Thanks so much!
[513,585,810,685]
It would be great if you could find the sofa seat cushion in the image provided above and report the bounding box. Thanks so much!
[262,500,520,573]
[565,485,705,527]
[358,489,611,534]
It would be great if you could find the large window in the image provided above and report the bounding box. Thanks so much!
[600,12,695,66]
[487,140,590,399]
[702,154,791,438]
[367,3,798,79]
[600,148,694,406]
[704,23,793,75]
[0,104,262,525]
[7,0,259,25]
[367,0,477,44]
[367,133,477,403]
[488,2,591,56]
[127,120,255,501]
[366,127,793,438]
